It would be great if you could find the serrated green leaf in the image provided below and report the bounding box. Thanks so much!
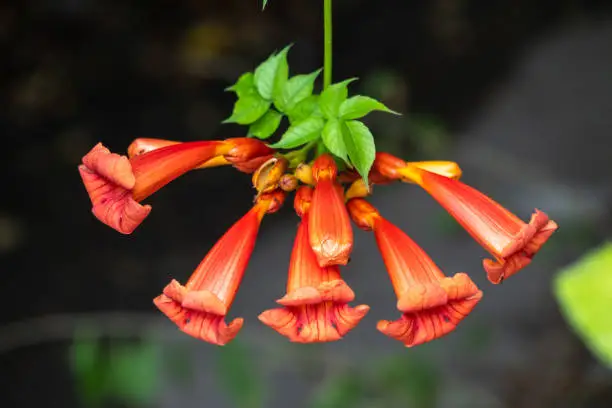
[275,69,321,113]
[287,95,321,124]
[254,45,291,100]
[223,94,271,125]
[248,110,283,139]
[554,242,612,368]
[217,341,264,408]
[339,95,400,120]
[270,116,324,149]
[226,72,257,98]
[343,120,376,182]
[318,78,358,119]
[321,119,348,162]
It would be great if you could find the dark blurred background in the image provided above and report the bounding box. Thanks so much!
[2,1,612,407]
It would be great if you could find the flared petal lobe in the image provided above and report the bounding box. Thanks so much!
[347,198,482,347]
[79,141,226,233]
[154,191,284,345]
[308,155,354,267]
[259,187,368,343]
[404,168,558,283]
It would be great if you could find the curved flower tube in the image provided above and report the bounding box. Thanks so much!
[399,166,558,284]
[347,198,482,347]
[154,190,285,346]
[259,187,369,342]
[127,137,274,173]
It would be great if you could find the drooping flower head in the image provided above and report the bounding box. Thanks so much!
[259,186,369,342]
[347,198,482,347]
[78,138,273,234]
[372,153,557,283]
[308,154,354,267]
[154,189,285,346]
[395,164,558,284]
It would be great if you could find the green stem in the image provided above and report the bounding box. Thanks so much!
[323,0,332,89]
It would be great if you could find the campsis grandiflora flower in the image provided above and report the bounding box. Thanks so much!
[372,152,558,284]
[347,198,482,346]
[79,136,557,346]
[259,186,369,342]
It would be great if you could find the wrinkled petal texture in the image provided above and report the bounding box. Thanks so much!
[374,217,482,346]
[153,205,265,345]
[419,170,557,283]
[79,144,150,234]
[378,273,482,347]
[154,280,243,346]
[259,302,369,343]
[259,218,368,343]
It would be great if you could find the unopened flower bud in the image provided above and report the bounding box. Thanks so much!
[294,163,314,185]
[279,174,298,192]
[252,157,288,193]
[345,179,371,200]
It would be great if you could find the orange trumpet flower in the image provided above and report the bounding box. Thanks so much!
[127,137,274,173]
[259,187,369,342]
[399,166,558,284]
[78,138,272,234]
[347,198,482,347]
[154,190,285,346]
[308,154,354,267]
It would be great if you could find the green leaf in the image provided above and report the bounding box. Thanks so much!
[554,242,612,368]
[254,45,291,100]
[339,95,400,120]
[248,110,283,139]
[318,78,358,119]
[343,120,376,182]
[321,119,348,162]
[217,341,264,408]
[287,95,321,124]
[226,72,257,98]
[262,0,269,10]
[275,69,321,113]
[223,94,271,125]
[270,116,325,149]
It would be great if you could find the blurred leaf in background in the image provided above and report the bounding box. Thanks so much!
[69,327,161,407]
[310,353,438,408]
[216,340,265,408]
[555,242,612,369]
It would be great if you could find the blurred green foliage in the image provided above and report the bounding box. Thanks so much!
[69,327,160,407]
[311,353,438,408]
[555,242,612,368]
[216,340,265,408]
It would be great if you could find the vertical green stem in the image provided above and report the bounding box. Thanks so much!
[323,0,332,89]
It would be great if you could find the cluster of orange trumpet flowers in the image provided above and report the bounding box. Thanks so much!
[78,137,557,346]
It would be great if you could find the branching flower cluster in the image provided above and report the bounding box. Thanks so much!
[78,8,557,347]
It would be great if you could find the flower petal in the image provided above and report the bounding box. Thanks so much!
[79,165,151,234]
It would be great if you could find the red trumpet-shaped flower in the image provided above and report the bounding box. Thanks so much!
[78,138,273,234]
[347,198,482,347]
[127,137,274,174]
[399,166,558,284]
[308,154,354,267]
[259,187,369,343]
[154,190,285,346]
